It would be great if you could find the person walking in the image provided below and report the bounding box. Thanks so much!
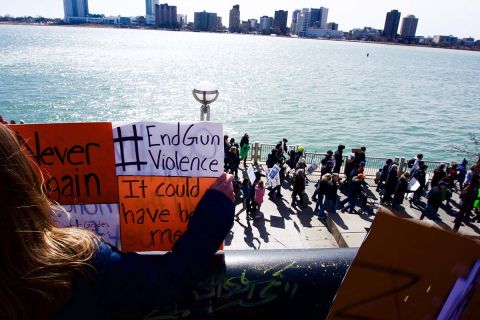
[381,164,399,205]
[333,145,345,174]
[409,164,428,207]
[420,181,446,220]
[252,180,265,219]
[392,172,410,209]
[239,133,250,167]
[430,164,446,188]
[227,146,240,179]
[454,174,480,231]
[291,169,306,206]
[323,173,339,216]
[376,159,393,192]
[314,173,331,214]
[341,174,365,214]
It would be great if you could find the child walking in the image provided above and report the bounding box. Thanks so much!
[252,180,265,219]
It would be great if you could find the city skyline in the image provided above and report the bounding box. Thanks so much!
[1,0,480,39]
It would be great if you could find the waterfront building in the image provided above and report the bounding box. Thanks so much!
[239,21,250,33]
[290,9,301,35]
[432,35,459,46]
[193,11,218,32]
[348,27,382,41]
[273,10,288,35]
[145,0,158,16]
[248,19,258,32]
[310,7,328,29]
[177,14,187,28]
[400,15,418,39]
[145,14,156,26]
[306,28,343,38]
[327,22,339,30]
[155,3,177,29]
[216,16,223,31]
[63,0,89,23]
[383,9,401,39]
[259,16,271,34]
[229,5,240,33]
[296,9,311,37]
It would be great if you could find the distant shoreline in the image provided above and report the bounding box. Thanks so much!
[1,21,479,53]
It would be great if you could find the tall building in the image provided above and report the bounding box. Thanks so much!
[259,16,271,34]
[290,9,301,35]
[327,22,338,30]
[400,15,418,39]
[273,10,288,35]
[296,9,311,36]
[383,9,401,39]
[229,5,240,32]
[155,3,177,28]
[63,0,89,23]
[145,0,155,16]
[177,14,187,28]
[309,7,328,29]
[194,11,218,32]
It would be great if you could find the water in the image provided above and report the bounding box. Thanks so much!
[1,25,479,161]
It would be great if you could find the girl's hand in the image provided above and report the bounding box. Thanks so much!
[211,173,235,203]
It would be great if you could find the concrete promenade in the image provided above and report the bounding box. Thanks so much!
[223,163,480,250]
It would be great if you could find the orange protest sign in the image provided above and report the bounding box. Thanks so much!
[9,123,118,204]
[118,176,216,252]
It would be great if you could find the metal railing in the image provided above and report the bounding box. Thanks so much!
[245,143,450,178]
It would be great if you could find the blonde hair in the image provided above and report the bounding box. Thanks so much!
[0,124,99,319]
[321,173,332,182]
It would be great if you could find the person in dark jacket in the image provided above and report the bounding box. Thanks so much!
[0,124,235,319]
[341,174,365,213]
[343,154,355,180]
[321,150,334,166]
[291,169,306,206]
[321,160,334,176]
[456,159,468,190]
[376,159,393,192]
[420,181,445,220]
[323,173,339,215]
[381,164,399,205]
[353,146,366,168]
[409,164,428,207]
[333,145,345,174]
[392,172,410,209]
[430,164,446,188]
[454,174,480,231]
[314,173,331,214]
[227,146,240,179]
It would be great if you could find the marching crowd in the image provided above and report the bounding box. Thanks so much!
[223,135,480,232]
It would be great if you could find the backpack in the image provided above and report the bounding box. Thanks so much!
[407,158,415,169]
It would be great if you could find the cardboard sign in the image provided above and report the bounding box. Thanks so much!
[9,123,117,204]
[113,122,223,177]
[307,163,319,175]
[328,209,480,319]
[118,176,216,252]
[53,204,121,248]
[247,165,256,182]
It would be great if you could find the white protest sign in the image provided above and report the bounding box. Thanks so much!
[247,165,256,182]
[53,204,121,248]
[113,122,224,177]
[266,165,281,188]
[307,163,319,175]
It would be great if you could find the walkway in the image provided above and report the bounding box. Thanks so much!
[223,163,480,250]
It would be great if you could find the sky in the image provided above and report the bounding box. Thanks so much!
[0,0,479,39]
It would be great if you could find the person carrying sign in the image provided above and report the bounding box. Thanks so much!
[0,124,235,319]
